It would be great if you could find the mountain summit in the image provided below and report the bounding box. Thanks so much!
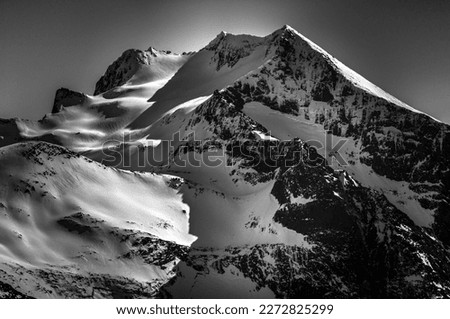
[1,25,450,298]
[94,48,192,95]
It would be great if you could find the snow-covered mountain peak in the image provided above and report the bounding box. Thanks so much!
[146,46,180,56]
[204,31,227,49]
[205,31,264,52]
[205,25,296,53]
[270,24,297,37]
[147,46,159,56]
[94,47,191,95]
[281,24,295,31]
[264,25,430,116]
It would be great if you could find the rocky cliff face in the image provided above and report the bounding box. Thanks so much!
[159,89,450,298]
[94,48,193,95]
[94,49,156,95]
[179,25,450,246]
[52,88,87,113]
[0,118,21,147]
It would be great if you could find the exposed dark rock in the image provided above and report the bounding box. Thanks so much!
[52,88,87,113]
[0,281,33,299]
[94,49,149,95]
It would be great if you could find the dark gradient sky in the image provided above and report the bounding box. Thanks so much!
[1,0,449,123]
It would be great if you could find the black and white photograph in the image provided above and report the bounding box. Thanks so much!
[1,0,450,317]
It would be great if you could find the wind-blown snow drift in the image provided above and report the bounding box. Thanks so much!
[0,142,195,298]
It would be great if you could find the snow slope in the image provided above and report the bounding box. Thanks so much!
[0,142,195,298]
[94,48,192,96]
[129,33,274,128]
[129,24,436,131]
[9,49,192,153]
[279,26,426,115]
[243,101,436,227]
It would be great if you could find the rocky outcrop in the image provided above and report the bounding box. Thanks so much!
[195,26,450,246]
[52,87,87,113]
[162,135,450,297]
[94,49,152,95]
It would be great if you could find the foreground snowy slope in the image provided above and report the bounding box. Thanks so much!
[0,142,195,298]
